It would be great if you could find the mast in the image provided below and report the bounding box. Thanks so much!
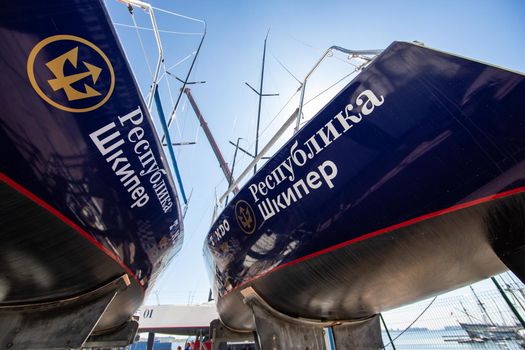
[225,137,243,204]
[460,301,474,324]
[254,32,267,174]
[219,44,380,203]
[183,88,239,194]
[154,87,188,204]
[245,30,278,174]
[470,286,495,325]
[491,276,525,328]
[161,18,206,145]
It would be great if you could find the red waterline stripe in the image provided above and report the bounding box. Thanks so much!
[223,185,525,297]
[0,172,145,293]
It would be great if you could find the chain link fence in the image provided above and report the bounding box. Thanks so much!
[380,273,525,349]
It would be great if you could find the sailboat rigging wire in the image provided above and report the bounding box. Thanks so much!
[112,22,203,35]
[270,51,302,84]
[289,67,359,130]
[164,66,176,107]
[234,63,360,175]
[294,46,382,132]
[111,25,146,97]
[303,68,358,107]
[382,296,438,349]
[152,6,206,25]
[162,22,207,144]
[163,64,185,141]
[162,64,184,143]
[220,44,379,201]
[235,65,358,166]
[157,52,195,83]
[344,57,361,69]
[497,274,525,320]
[230,113,240,139]
[154,88,188,204]
[122,0,165,110]
[219,68,354,199]
[129,11,153,77]
[219,108,299,203]
[454,304,484,323]
[259,88,300,137]
[287,33,367,67]
[177,99,189,158]
[167,52,196,71]
[506,271,522,287]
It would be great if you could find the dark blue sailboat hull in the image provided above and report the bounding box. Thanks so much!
[0,0,182,336]
[204,42,525,330]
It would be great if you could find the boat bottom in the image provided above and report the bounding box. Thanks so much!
[0,180,144,342]
[216,193,525,331]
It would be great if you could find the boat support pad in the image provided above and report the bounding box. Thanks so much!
[0,274,131,349]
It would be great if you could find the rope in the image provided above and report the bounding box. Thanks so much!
[382,296,438,349]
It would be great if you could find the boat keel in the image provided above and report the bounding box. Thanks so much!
[84,318,139,348]
[212,287,384,350]
[0,274,133,349]
[330,316,383,349]
[210,319,256,350]
[488,193,525,283]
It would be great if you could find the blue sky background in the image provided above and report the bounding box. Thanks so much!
[104,0,525,325]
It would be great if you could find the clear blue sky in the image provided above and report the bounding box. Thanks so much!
[104,0,525,316]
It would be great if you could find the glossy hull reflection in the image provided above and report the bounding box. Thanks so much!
[204,42,525,330]
[0,0,182,333]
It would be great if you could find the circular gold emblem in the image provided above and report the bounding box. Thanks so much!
[235,200,256,235]
[27,34,115,113]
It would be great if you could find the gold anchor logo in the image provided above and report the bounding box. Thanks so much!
[238,207,253,229]
[46,47,102,101]
[27,34,115,113]
[235,200,256,235]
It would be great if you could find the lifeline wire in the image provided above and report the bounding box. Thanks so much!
[152,6,206,25]
[304,68,358,107]
[113,23,203,36]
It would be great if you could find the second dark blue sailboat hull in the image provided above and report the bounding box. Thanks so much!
[204,42,525,330]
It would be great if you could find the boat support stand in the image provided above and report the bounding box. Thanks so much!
[210,319,257,350]
[211,287,384,350]
[0,274,137,350]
